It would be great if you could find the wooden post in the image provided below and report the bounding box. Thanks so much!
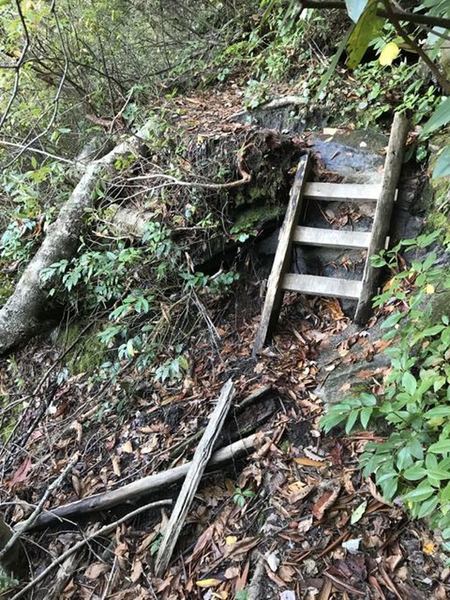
[253,153,311,355]
[154,379,235,576]
[354,113,409,324]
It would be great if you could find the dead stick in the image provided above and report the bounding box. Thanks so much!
[25,432,258,530]
[8,500,171,600]
[0,454,79,563]
[154,379,235,575]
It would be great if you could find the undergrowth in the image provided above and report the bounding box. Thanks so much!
[322,230,450,546]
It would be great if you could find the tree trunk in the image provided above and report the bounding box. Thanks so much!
[0,126,150,355]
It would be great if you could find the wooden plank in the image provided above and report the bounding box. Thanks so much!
[253,153,311,355]
[293,226,371,249]
[304,182,381,202]
[154,379,235,576]
[282,273,362,299]
[354,114,409,324]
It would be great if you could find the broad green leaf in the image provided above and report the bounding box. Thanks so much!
[379,42,400,66]
[402,485,434,502]
[345,0,368,21]
[380,312,403,329]
[346,0,384,69]
[425,406,450,419]
[429,440,450,454]
[428,467,450,481]
[360,407,373,428]
[403,464,427,481]
[402,372,417,395]
[421,97,450,136]
[345,409,359,434]
[418,496,439,519]
[397,447,413,471]
[433,145,450,179]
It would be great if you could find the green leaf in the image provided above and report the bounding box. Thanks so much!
[433,146,450,179]
[345,409,359,434]
[421,97,450,136]
[380,312,403,329]
[402,372,417,395]
[345,0,368,21]
[397,447,413,471]
[403,464,427,481]
[360,407,373,428]
[428,467,450,481]
[418,496,439,519]
[429,440,450,454]
[402,484,434,502]
[346,0,384,69]
[350,500,367,524]
[320,409,348,433]
[425,407,450,419]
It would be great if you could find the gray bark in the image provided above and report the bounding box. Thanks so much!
[0,125,150,355]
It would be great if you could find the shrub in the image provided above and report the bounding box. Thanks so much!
[321,230,450,547]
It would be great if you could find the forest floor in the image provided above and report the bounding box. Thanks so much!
[0,84,448,600]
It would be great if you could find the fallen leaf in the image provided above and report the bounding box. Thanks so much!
[350,500,367,524]
[279,565,295,583]
[225,535,237,545]
[8,456,32,489]
[85,562,110,579]
[265,551,280,572]
[111,456,121,477]
[224,566,240,579]
[423,540,436,555]
[121,441,133,453]
[130,559,143,583]
[311,484,341,520]
[196,578,222,588]
[294,457,325,468]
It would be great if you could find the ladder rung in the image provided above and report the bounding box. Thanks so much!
[293,227,371,249]
[304,182,381,202]
[282,273,362,299]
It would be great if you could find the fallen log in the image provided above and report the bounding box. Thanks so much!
[0,124,151,355]
[23,432,259,531]
[155,378,235,575]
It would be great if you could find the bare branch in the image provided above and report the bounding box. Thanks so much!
[382,0,450,95]
[0,0,31,129]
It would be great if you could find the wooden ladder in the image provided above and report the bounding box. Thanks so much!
[253,113,409,355]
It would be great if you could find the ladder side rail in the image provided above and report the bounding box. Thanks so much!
[354,113,409,324]
[253,153,311,355]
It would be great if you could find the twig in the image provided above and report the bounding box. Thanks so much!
[8,500,172,600]
[0,140,75,164]
[0,0,30,129]
[0,454,79,563]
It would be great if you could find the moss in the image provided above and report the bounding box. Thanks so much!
[232,204,282,232]
[56,325,107,375]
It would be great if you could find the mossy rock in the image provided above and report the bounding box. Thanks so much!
[231,205,283,238]
[430,288,450,322]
